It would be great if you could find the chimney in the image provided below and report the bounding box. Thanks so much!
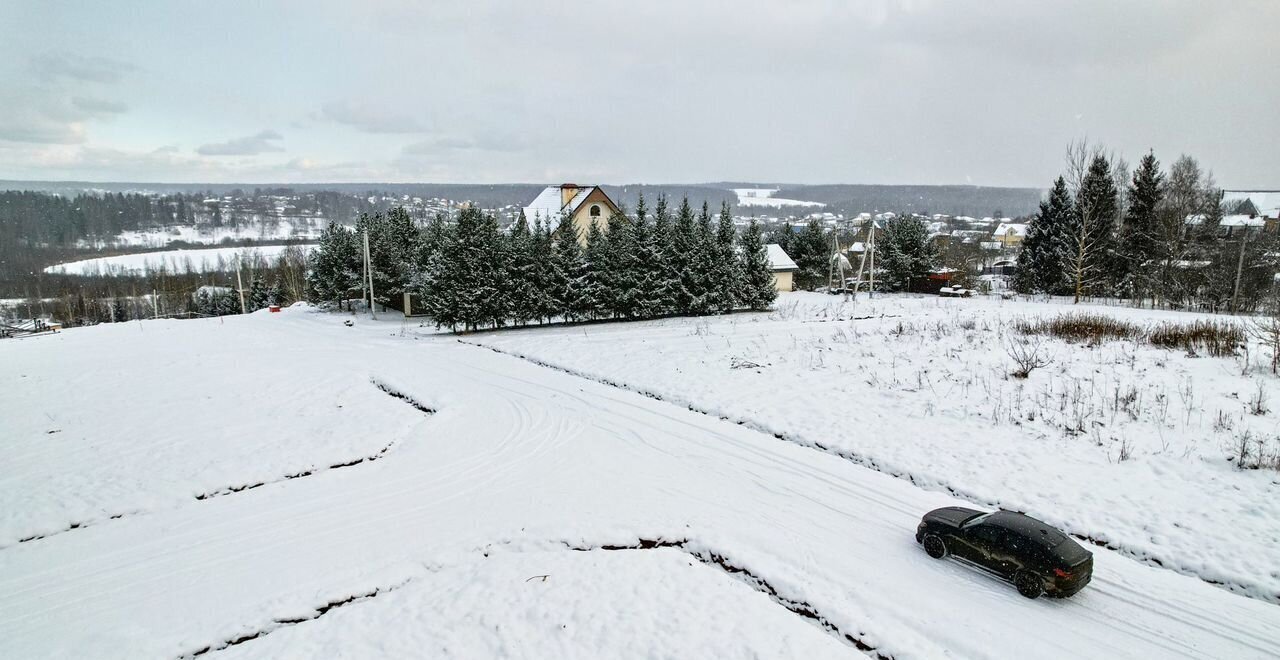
[560,183,579,207]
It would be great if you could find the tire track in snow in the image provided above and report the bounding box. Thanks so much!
[8,377,435,548]
[184,536,892,660]
[461,339,1279,606]
[180,580,412,659]
[564,539,892,660]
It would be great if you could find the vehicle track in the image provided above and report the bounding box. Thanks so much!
[464,339,1279,606]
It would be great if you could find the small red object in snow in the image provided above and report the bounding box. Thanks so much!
[269,305,281,313]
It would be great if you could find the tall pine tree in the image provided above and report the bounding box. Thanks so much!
[577,220,607,320]
[649,195,679,314]
[737,218,777,311]
[629,194,664,319]
[709,201,742,313]
[875,215,939,291]
[551,214,584,321]
[1013,177,1073,295]
[504,214,539,325]
[1119,151,1164,304]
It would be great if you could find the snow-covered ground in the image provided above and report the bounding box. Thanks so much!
[1,303,1278,658]
[81,219,327,249]
[473,293,1280,603]
[733,187,825,208]
[43,245,313,276]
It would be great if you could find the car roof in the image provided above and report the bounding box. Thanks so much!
[985,511,1068,545]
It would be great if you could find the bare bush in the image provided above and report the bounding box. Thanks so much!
[1250,311,1280,374]
[1248,381,1268,416]
[1007,338,1052,379]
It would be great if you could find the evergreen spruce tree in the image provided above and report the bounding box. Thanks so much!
[504,214,539,325]
[358,207,419,308]
[686,201,715,315]
[668,197,698,314]
[709,201,742,313]
[578,220,607,320]
[629,194,664,319]
[529,221,559,323]
[1013,177,1073,295]
[413,213,454,325]
[435,207,505,331]
[268,277,284,306]
[1119,151,1164,303]
[791,220,829,290]
[308,221,360,308]
[247,276,269,312]
[604,209,638,319]
[875,215,939,291]
[550,214,584,321]
[649,195,679,314]
[737,218,777,311]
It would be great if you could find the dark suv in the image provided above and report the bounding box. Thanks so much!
[916,507,1093,599]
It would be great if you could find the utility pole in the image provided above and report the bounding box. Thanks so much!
[234,254,247,315]
[363,229,377,320]
[1231,228,1250,314]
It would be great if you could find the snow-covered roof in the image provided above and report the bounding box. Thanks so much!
[1185,214,1267,227]
[522,185,601,229]
[765,244,798,272]
[1221,214,1267,228]
[993,223,1027,238]
[1223,191,1280,218]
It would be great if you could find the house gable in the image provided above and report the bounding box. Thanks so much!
[568,187,622,238]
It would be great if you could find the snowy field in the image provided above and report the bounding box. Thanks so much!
[473,293,1280,603]
[733,187,825,208]
[43,245,313,276]
[81,219,327,249]
[1,303,1278,658]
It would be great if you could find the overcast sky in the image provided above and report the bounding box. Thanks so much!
[1,1,1277,188]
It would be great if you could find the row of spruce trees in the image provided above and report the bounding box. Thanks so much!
[1014,147,1276,312]
[307,196,778,331]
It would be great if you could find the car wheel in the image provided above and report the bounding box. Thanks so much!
[1015,570,1043,599]
[923,534,947,559]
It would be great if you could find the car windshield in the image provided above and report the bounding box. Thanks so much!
[962,512,994,528]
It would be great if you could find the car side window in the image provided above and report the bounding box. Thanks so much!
[971,525,1001,545]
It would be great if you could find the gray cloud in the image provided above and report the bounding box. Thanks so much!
[4,2,1278,185]
[71,97,128,115]
[402,133,525,155]
[196,130,285,156]
[320,101,427,134]
[31,53,136,84]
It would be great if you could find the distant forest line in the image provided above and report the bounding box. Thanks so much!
[0,181,1044,218]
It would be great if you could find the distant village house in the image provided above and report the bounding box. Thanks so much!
[522,184,622,244]
[766,244,798,292]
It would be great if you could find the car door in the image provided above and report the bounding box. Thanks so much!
[987,529,1022,578]
[962,524,1003,570]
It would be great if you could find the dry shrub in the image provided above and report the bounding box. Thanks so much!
[1149,320,1244,357]
[1013,313,1142,343]
[1015,313,1243,357]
